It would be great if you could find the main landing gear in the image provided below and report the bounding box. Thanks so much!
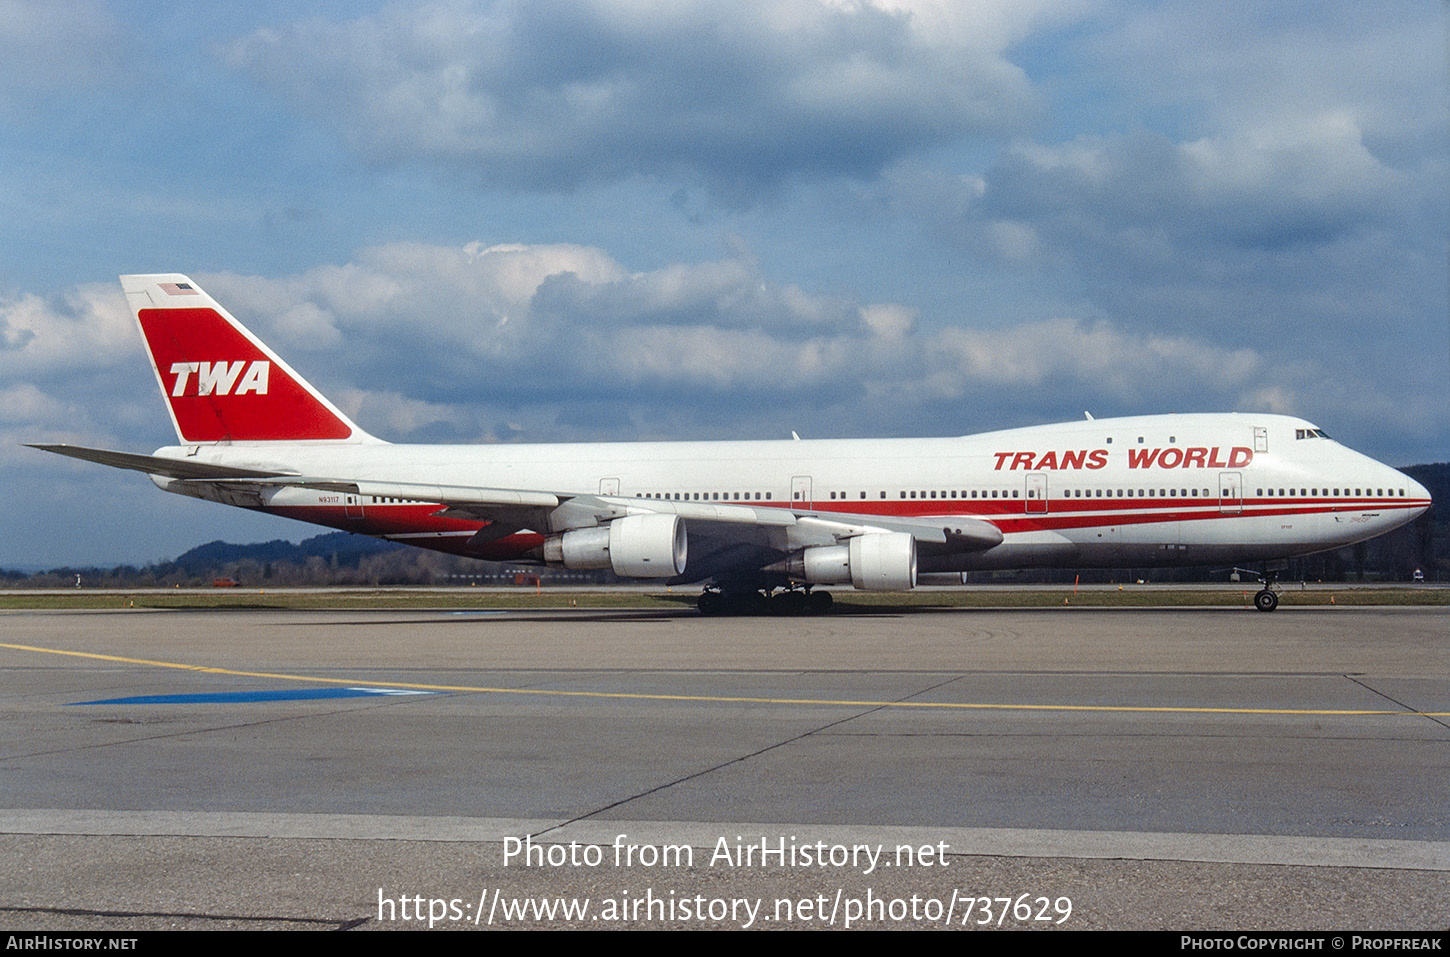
[697,587,833,617]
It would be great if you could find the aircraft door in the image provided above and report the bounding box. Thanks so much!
[599,477,620,496]
[1025,472,1048,513]
[1219,472,1243,514]
[791,475,813,510]
[344,493,365,520]
[1254,427,1269,453]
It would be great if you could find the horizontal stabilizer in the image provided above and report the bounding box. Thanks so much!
[27,444,292,481]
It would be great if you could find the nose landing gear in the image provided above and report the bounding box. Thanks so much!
[1253,569,1280,612]
[1228,566,1283,612]
[1253,588,1279,612]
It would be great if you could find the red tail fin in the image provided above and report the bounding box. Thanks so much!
[122,274,373,444]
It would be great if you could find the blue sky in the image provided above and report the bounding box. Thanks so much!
[2,0,1446,567]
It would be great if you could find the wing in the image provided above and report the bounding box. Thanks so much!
[531,495,1003,585]
[30,444,1003,585]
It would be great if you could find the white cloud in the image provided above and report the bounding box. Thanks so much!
[1100,0,1444,160]
[227,0,1055,191]
[173,240,1412,443]
[987,119,1399,255]
[0,382,70,425]
[859,302,916,339]
[928,318,1262,404]
[333,388,472,439]
[0,283,138,374]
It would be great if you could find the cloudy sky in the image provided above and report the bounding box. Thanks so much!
[2,0,1445,567]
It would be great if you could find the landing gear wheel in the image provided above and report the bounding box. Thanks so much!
[773,591,809,616]
[1254,589,1279,612]
[697,591,723,616]
[807,590,833,615]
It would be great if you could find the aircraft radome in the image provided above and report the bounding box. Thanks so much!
[32,275,1431,614]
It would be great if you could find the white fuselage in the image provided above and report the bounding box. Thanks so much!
[154,412,1430,577]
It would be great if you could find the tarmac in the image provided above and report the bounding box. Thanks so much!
[1,602,1446,930]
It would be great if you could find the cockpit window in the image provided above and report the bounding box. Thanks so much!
[1296,428,1332,440]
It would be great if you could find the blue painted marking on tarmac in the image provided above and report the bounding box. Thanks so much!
[69,687,435,706]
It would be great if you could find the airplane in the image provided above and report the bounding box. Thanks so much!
[31,274,1432,614]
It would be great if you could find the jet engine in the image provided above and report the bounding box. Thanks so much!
[544,514,686,578]
[773,532,917,591]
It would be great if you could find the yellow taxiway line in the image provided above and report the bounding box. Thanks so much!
[3,641,1446,718]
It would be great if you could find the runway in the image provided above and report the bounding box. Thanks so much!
[2,604,1447,929]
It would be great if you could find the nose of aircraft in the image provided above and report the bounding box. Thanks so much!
[1384,464,1433,523]
[1402,471,1432,516]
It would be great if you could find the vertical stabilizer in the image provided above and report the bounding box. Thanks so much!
[121,274,375,444]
